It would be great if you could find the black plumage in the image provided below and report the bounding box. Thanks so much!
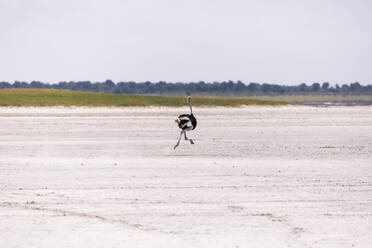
[176,113,197,130]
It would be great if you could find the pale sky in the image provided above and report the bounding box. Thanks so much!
[1,0,371,85]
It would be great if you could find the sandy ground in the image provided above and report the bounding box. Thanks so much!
[0,106,371,248]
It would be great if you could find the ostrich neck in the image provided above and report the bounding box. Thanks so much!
[188,102,193,114]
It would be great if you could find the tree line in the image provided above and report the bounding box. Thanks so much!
[0,80,371,95]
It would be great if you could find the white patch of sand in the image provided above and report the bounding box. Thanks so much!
[1,106,371,248]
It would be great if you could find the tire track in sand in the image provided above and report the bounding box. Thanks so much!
[0,201,174,234]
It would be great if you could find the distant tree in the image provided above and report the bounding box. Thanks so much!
[321,82,329,91]
[311,83,320,92]
[104,79,114,87]
[13,81,24,88]
[350,82,361,94]
[196,81,207,92]
[261,83,272,94]
[341,84,350,94]
[297,83,308,94]
[30,81,44,88]
[0,82,11,89]
[234,81,246,94]
[248,83,260,94]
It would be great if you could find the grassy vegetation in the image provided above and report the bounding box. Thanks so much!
[252,94,372,103]
[0,89,290,107]
[3,89,369,107]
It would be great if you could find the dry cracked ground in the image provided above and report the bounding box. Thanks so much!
[0,106,371,248]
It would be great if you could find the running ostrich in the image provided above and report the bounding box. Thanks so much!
[174,96,197,149]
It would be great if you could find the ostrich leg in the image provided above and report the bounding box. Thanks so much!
[184,131,194,144]
[174,130,184,149]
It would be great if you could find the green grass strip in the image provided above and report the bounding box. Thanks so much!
[0,89,289,107]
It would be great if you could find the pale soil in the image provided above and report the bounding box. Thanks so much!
[0,106,371,248]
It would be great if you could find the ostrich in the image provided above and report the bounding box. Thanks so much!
[174,96,197,149]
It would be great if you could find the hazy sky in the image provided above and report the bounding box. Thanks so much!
[1,0,371,85]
